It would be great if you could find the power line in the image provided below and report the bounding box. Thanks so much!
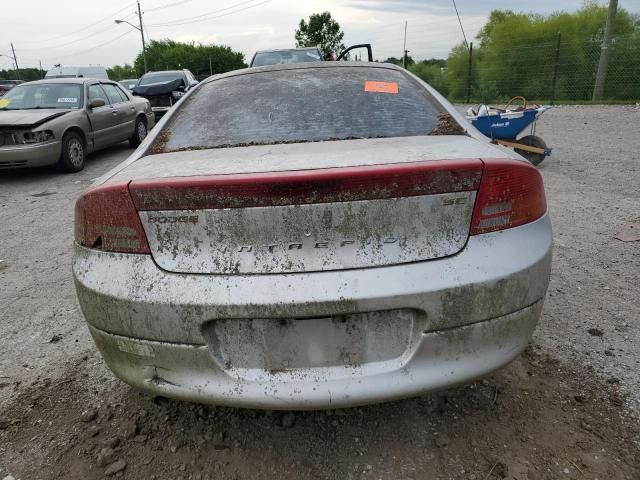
[148,0,270,27]
[18,3,136,47]
[142,14,153,44]
[18,13,137,52]
[146,0,192,12]
[46,28,136,61]
[451,0,469,49]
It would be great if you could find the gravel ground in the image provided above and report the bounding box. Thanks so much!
[0,106,639,479]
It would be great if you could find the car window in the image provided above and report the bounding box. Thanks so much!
[120,80,137,90]
[154,66,448,152]
[252,50,322,67]
[102,84,127,104]
[0,83,83,110]
[139,73,184,86]
[114,85,130,101]
[88,84,109,105]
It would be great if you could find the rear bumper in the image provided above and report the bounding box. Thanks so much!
[73,213,552,408]
[0,140,61,168]
[88,300,542,409]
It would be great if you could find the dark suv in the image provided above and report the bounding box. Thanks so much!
[132,69,198,120]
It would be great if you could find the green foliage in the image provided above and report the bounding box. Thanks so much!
[295,12,345,56]
[408,62,448,96]
[421,58,446,68]
[445,43,478,100]
[128,40,246,80]
[0,68,45,81]
[383,56,415,67]
[107,64,137,81]
[444,5,640,102]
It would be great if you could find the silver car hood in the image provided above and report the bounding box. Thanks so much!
[0,109,72,128]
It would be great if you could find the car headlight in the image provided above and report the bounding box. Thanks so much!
[171,90,185,99]
[23,130,55,144]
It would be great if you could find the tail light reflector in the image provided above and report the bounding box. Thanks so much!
[471,158,547,235]
[74,182,150,253]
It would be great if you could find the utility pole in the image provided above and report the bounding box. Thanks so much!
[39,60,44,78]
[402,21,408,68]
[209,55,213,76]
[592,0,617,101]
[10,42,21,79]
[115,4,148,74]
[137,1,148,73]
[466,42,473,104]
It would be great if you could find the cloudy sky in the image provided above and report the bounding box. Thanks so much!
[1,0,637,71]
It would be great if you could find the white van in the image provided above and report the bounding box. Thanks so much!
[45,65,109,80]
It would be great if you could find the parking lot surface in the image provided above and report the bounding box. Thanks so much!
[1,106,639,479]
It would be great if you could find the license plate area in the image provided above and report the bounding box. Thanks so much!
[202,309,422,375]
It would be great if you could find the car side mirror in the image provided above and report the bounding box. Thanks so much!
[190,80,199,87]
[89,98,106,109]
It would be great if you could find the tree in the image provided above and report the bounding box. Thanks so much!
[444,44,478,101]
[409,61,448,96]
[130,40,246,80]
[444,4,640,102]
[295,12,345,57]
[107,64,137,81]
[382,56,414,67]
[0,68,45,81]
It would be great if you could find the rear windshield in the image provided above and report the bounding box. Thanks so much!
[252,49,322,67]
[153,66,454,152]
[139,73,184,86]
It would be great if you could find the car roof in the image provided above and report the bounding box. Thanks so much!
[142,70,186,76]
[16,78,116,86]
[203,61,402,85]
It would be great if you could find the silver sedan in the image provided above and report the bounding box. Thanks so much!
[73,62,552,409]
[0,78,154,172]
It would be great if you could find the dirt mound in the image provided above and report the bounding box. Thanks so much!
[1,348,638,480]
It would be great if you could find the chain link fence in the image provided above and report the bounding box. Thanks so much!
[444,32,640,104]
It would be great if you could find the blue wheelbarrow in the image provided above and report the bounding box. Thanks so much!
[466,97,552,166]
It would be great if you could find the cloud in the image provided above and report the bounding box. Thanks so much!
[346,1,449,14]
[3,0,634,70]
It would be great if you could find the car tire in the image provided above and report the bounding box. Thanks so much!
[58,132,86,173]
[129,116,148,148]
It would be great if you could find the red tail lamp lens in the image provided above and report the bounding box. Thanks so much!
[74,182,150,254]
[471,158,547,235]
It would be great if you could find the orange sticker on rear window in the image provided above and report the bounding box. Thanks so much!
[364,81,399,94]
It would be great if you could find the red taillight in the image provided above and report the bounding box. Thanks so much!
[74,182,150,254]
[470,158,547,235]
[129,160,484,210]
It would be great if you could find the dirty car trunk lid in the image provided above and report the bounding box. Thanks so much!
[124,136,508,274]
